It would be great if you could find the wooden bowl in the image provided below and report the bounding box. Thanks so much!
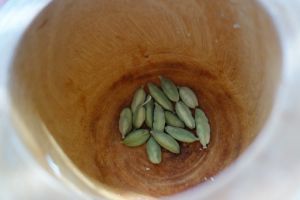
[10,0,282,199]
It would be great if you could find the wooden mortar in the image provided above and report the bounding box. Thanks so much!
[10,0,282,199]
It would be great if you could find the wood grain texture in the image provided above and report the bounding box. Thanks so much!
[10,0,281,198]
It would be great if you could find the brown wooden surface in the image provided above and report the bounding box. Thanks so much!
[10,0,281,198]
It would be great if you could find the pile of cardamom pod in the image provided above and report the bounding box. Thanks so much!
[119,76,210,164]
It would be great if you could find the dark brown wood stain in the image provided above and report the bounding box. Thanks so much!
[86,61,248,196]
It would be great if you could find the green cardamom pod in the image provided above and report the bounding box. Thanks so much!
[153,103,165,132]
[165,126,198,143]
[145,95,154,128]
[195,108,209,122]
[146,137,162,164]
[179,87,199,109]
[159,76,179,102]
[147,83,173,111]
[133,106,145,128]
[165,111,185,128]
[123,129,150,147]
[131,87,146,113]
[175,101,195,129]
[119,107,132,138]
[195,108,210,148]
[151,130,180,154]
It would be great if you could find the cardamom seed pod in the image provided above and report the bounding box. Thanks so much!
[153,103,165,132]
[133,106,145,128]
[145,95,154,128]
[165,111,185,128]
[175,101,195,129]
[119,107,132,138]
[165,126,198,143]
[179,87,199,109]
[151,130,180,154]
[159,76,179,102]
[146,137,162,164]
[147,83,173,111]
[195,108,210,148]
[123,129,150,147]
[131,87,146,113]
